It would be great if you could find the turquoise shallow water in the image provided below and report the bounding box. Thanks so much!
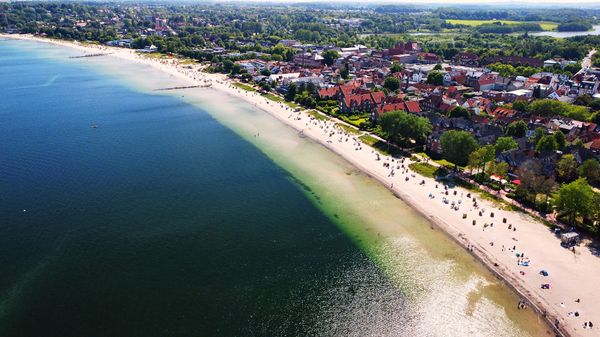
[0,40,408,337]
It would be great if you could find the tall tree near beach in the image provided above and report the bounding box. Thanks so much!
[557,154,578,182]
[379,110,431,147]
[468,145,495,176]
[285,83,297,101]
[578,159,600,185]
[440,130,478,168]
[489,161,509,178]
[515,160,556,210]
[553,178,596,226]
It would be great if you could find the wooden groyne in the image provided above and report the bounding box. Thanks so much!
[154,84,211,91]
[69,53,112,59]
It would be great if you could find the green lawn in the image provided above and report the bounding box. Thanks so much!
[138,52,168,59]
[285,101,301,109]
[415,152,462,170]
[337,123,361,135]
[339,115,369,128]
[408,162,448,178]
[446,19,558,31]
[260,91,318,112]
[359,134,408,157]
[306,110,329,121]
[232,82,256,92]
[359,134,379,146]
[261,93,284,102]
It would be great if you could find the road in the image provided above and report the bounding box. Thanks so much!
[577,49,596,75]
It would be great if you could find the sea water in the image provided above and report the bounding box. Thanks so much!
[0,39,550,337]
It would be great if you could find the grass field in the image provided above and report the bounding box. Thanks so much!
[446,19,558,31]
[337,123,361,135]
[232,82,257,92]
[306,110,329,121]
[408,162,448,178]
[261,93,284,102]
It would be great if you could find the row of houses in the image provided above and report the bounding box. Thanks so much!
[231,42,600,183]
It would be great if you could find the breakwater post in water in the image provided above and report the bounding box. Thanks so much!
[69,53,113,59]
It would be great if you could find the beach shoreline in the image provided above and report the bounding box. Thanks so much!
[3,33,598,337]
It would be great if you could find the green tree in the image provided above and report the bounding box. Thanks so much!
[441,130,479,168]
[379,110,432,147]
[553,178,596,226]
[489,161,509,178]
[379,111,399,146]
[321,50,339,66]
[426,70,444,86]
[340,66,349,80]
[557,154,578,182]
[532,127,547,145]
[590,100,600,112]
[528,99,591,121]
[230,63,242,75]
[512,100,529,112]
[449,106,471,119]
[514,159,558,212]
[223,59,234,73]
[285,83,297,101]
[495,136,518,153]
[578,159,600,185]
[258,81,271,92]
[468,144,495,176]
[554,132,566,149]
[506,120,528,138]
[383,76,400,92]
[433,63,442,70]
[390,62,403,73]
[528,99,567,117]
[574,94,592,106]
[572,138,585,148]
[536,135,558,153]
[536,136,557,153]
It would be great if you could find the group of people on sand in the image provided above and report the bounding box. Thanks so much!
[558,299,594,330]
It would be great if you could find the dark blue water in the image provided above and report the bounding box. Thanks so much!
[0,40,402,337]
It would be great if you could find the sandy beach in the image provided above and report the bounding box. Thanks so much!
[2,34,599,337]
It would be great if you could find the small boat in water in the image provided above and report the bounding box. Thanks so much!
[90,123,98,128]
